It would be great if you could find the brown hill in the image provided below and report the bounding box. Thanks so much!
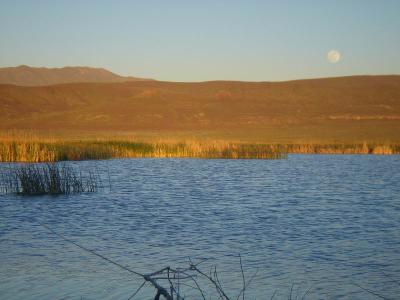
[0,75,399,142]
[0,65,152,86]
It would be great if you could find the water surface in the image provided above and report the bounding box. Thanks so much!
[1,155,400,299]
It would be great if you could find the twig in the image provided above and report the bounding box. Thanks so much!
[127,280,146,300]
[190,264,231,300]
[40,223,173,300]
[238,254,245,300]
[237,268,258,300]
[179,270,206,300]
[300,284,314,300]
[352,282,393,300]
[289,283,294,300]
[382,271,400,287]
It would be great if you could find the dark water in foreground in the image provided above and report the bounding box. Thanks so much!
[0,155,400,300]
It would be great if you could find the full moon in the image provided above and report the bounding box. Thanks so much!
[327,50,341,63]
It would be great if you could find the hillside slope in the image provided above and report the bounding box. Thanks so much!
[0,75,399,142]
[0,65,152,86]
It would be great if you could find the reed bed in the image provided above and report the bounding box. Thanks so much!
[0,163,100,195]
[0,140,286,162]
[0,135,399,162]
[286,142,400,155]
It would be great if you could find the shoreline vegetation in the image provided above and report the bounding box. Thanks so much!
[0,134,399,162]
[0,139,287,161]
[0,163,100,195]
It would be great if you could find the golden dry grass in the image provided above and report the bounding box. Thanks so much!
[0,132,286,161]
[0,131,398,162]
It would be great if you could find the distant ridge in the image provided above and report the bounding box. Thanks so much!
[0,65,153,86]
[0,75,399,142]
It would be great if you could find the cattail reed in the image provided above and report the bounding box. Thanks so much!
[0,163,100,195]
[0,132,398,162]
[0,140,287,162]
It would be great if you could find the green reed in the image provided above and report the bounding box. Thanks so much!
[0,163,100,195]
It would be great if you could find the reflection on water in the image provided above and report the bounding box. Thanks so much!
[1,155,400,299]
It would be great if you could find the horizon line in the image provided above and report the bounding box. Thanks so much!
[1,64,399,84]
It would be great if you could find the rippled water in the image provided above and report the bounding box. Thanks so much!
[1,155,400,299]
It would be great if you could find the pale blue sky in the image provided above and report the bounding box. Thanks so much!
[1,1,399,81]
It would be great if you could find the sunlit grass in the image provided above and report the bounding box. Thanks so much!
[0,131,398,162]
[286,142,400,155]
[0,140,286,162]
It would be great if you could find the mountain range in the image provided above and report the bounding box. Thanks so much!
[0,66,399,142]
[0,65,151,86]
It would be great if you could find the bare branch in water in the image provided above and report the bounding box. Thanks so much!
[351,282,393,300]
[40,224,391,300]
[40,223,174,300]
[270,290,277,300]
[127,280,146,300]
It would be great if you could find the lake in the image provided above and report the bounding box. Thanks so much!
[0,155,400,299]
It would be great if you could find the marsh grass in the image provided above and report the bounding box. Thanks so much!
[0,163,100,195]
[286,142,400,154]
[0,139,287,162]
[0,132,398,162]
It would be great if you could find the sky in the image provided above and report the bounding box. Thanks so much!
[1,0,399,82]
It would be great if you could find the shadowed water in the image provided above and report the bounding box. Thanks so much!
[0,155,400,299]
